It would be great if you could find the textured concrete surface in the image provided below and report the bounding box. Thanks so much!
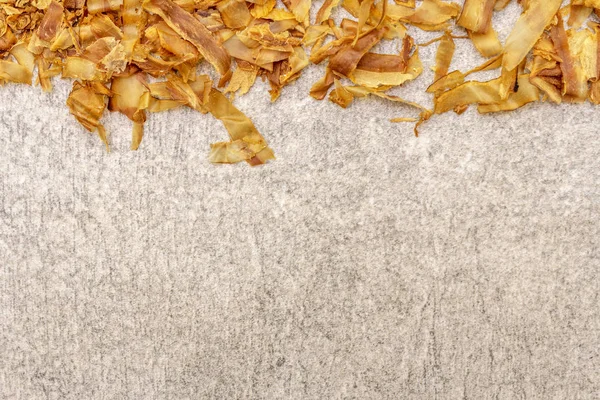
[1,1,600,399]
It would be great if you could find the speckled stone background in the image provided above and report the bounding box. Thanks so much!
[1,1,599,399]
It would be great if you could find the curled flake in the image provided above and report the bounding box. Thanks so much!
[350,48,422,88]
[494,0,510,11]
[82,37,118,63]
[530,76,562,104]
[0,60,32,83]
[478,75,540,113]
[0,28,17,51]
[63,57,106,81]
[432,32,455,86]
[571,0,600,7]
[67,81,110,150]
[10,42,35,75]
[457,0,495,34]
[568,5,592,30]
[206,89,275,165]
[434,77,504,114]
[310,68,335,99]
[108,71,150,149]
[387,0,460,28]
[87,0,123,14]
[316,0,341,24]
[37,0,63,42]
[101,41,128,76]
[143,0,231,74]
[468,26,502,58]
[217,0,251,29]
[502,0,562,72]
[357,53,408,73]
[328,28,385,76]
[328,78,353,107]
[550,16,588,102]
[225,61,258,97]
[288,0,311,24]
[250,0,276,18]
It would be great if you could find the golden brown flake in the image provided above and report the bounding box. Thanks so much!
[143,0,231,74]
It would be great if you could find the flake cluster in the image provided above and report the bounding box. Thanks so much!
[0,0,598,164]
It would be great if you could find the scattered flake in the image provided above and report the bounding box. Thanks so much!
[0,0,598,164]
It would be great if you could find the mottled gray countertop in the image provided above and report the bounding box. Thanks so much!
[1,1,599,398]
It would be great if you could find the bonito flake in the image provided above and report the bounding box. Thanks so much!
[0,0,598,164]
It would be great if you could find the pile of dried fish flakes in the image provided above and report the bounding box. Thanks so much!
[0,0,598,164]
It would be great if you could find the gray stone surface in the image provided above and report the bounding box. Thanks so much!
[1,1,599,398]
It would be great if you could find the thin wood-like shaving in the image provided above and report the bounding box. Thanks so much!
[457,0,494,34]
[143,0,230,74]
[502,0,562,72]
[206,89,275,165]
